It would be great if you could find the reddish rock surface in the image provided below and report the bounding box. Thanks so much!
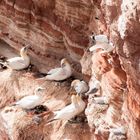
[0,115,9,140]
[0,0,140,140]
[0,67,92,140]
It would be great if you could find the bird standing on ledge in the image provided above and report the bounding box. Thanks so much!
[47,95,79,123]
[89,34,115,54]
[85,77,101,96]
[0,45,30,70]
[71,79,89,96]
[38,58,72,81]
[12,87,46,111]
[47,94,86,123]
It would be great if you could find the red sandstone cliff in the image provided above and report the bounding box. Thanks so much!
[0,0,140,140]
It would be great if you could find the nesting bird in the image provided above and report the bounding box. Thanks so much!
[85,77,100,96]
[71,79,89,96]
[109,126,126,135]
[90,34,109,44]
[76,94,86,111]
[47,95,86,123]
[39,58,72,81]
[0,45,30,70]
[13,87,45,110]
[93,96,110,105]
[89,34,115,54]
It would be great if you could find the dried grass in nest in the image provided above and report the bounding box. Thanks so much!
[13,112,45,140]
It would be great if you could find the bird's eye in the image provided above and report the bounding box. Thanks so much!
[23,47,27,51]
[37,88,42,91]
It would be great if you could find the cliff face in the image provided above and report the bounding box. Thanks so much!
[102,0,140,139]
[0,0,105,61]
[0,115,9,140]
[0,0,140,140]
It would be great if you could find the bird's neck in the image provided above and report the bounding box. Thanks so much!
[63,63,71,72]
[20,52,29,60]
[72,99,79,108]
[35,93,43,99]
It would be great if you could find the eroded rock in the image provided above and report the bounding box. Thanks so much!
[0,0,140,139]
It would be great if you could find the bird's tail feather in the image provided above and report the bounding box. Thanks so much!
[39,72,47,76]
[9,102,17,106]
[85,88,98,96]
[37,76,52,81]
[46,118,58,123]
[37,77,46,81]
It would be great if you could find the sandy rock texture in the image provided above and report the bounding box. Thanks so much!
[0,0,140,140]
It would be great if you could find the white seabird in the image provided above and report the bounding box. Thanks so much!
[85,77,101,96]
[47,94,85,123]
[71,79,89,96]
[89,35,115,54]
[76,94,86,112]
[90,34,109,44]
[39,58,72,81]
[0,45,30,70]
[93,96,110,105]
[109,126,126,135]
[13,87,45,110]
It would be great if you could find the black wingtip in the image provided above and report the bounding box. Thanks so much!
[32,72,47,78]
[46,118,58,123]
[85,88,99,96]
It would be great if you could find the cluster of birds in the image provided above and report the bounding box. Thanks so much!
[0,34,115,123]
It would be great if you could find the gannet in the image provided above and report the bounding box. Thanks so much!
[90,34,109,44]
[93,96,110,105]
[76,94,86,112]
[109,126,126,135]
[85,78,100,95]
[0,45,30,70]
[39,58,72,81]
[89,35,115,54]
[47,95,84,123]
[68,95,86,123]
[71,79,89,96]
[13,87,45,110]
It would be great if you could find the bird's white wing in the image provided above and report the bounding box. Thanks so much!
[75,84,82,94]
[89,43,108,52]
[94,97,110,104]
[47,68,61,75]
[54,104,78,120]
[16,95,40,109]
[46,68,67,81]
[57,104,75,113]
[85,78,100,95]
[109,127,126,135]
[81,81,89,92]
[75,81,88,95]
[89,80,100,90]
[7,57,27,69]
[95,35,109,43]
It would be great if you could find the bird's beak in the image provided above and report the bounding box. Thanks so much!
[41,87,46,90]
[25,44,31,49]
